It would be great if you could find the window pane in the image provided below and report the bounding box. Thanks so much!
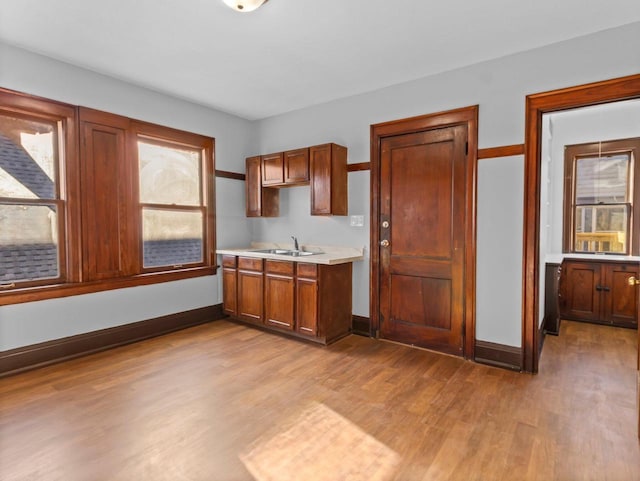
[0,115,56,199]
[574,205,628,253]
[575,154,629,204]
[138,141,201,206]
[142,208,203,268]
[0,204,59,282]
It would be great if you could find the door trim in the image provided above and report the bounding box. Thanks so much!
[522,73,640,373]
[370,105,479,358]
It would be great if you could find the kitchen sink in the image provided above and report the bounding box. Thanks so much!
[251,249,322,257]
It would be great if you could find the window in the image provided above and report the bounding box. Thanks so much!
[0,93,77,290]
[563,138,640,255]
[136,130,213,270]
[0,88,216,305]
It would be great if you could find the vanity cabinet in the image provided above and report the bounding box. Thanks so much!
[559,259,639,329]
[222,255,353,344]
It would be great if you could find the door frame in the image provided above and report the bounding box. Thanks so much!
[370,105,479,358]
[522,73,640,373]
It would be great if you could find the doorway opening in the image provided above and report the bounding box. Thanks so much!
[522,73,640,373]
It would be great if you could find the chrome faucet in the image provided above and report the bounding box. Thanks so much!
[291,236,300,251]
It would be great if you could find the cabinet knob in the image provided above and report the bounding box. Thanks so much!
[628,276,640,286]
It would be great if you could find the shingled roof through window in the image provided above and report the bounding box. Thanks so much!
[0,131,55,199]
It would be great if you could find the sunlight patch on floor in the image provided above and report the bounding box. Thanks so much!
[240,402,400,481]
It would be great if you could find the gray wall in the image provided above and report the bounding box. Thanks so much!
[0,43,255,351]
[1,21,639,351]
[252,22,640,347]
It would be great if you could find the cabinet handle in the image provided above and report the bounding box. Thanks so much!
[596,285,610,292]
[595,285,602,291]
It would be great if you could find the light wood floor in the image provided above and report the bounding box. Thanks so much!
[1,319,638,480]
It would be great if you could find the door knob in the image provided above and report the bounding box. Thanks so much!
[628,276,640,286]
[380,239,390,247]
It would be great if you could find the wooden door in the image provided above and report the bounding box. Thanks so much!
[379,125,467,355]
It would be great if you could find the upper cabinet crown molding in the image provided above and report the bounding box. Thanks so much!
[246,142,348,217]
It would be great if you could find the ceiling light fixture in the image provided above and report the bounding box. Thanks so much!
[222,0,269,12]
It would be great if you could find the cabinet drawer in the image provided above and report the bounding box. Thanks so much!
[265,260,294,276]
[222,255,237,268]
[297,263,318,279]
[238,257,264,272]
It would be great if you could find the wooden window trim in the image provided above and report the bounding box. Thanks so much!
[562,138,640,255]
[0,88,217,306]
[133,120,216,272]
[0,89,80,290]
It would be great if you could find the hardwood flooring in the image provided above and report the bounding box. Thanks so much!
[0,319,638,480]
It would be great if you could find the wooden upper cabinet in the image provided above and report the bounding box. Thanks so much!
[246,142,347,217]
[79,108,136,281]
[284,148,309,184]
[246,156,279,217]
[310,143,348,216]
[261,152,284,186]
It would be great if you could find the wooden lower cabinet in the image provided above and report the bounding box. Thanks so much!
[543,263,561,335]
[559,259,639,329]
[264,260,295,330]
[221,255,352,344]
[237,257,264,325]
[222,255,238,316]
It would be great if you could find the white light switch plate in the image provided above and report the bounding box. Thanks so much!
[350,215,364,227]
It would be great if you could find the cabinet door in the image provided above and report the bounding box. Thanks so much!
[310,143,347,215]
[246,156,262,217]
[603,263,638,328]
[296,278,318,336]
[265,274,295,330]
[246,156,279,217]
[238,270,263,324]
[261,152,284,186]
[222,267,237,316]
[284,148,309,184]
[561,261,601,322]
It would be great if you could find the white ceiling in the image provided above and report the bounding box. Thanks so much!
[1,0,639,120]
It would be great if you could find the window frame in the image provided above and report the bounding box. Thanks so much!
[563,137,640,255]
[0,88,217,306]
[132,121,216,274]
[0,89,80,291]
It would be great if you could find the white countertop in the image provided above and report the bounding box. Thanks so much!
[216,242,365,265]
